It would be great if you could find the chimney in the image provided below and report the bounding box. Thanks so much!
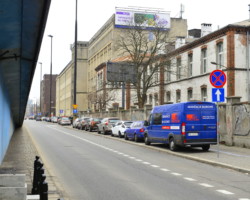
[175,37,185,49]
[201,23,212,37]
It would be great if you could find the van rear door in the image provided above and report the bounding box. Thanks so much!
[184,103,217,144]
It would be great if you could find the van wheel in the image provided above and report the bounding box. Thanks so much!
[202,145,210,151]
[134,134,139,142]
[169,138,177,151]
[144,134,151,145]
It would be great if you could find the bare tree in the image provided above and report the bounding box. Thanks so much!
[115,22,177,108]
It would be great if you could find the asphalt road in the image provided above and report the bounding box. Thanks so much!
[25,120,250,200]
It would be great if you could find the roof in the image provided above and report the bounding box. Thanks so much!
[0,0,51,127]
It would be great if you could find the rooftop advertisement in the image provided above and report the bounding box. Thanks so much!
[115,9,170,30]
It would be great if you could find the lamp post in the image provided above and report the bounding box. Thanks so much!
[210,61,227,69]
[39,62,42,114]
[48,35,53,117]
[73,0,78,107]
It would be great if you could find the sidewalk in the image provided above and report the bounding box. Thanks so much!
[0,126,63,200]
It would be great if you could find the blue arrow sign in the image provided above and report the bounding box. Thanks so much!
[73,109,78,114]
[212,88,225,102]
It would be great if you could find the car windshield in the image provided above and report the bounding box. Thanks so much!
[109,119,120,123]
[124,122,133,127]
[94,118,102,121]
[62,117,69,120]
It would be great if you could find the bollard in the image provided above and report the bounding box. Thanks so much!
[32,156,41,194]
[37,167,45,193]
[40,175,48,200]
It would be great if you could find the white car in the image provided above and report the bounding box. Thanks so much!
[111,121,133,138]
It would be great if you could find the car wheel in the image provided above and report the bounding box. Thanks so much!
[134,134,139,142]
[144,134,151,145]
[89,127,92,132]
[85,126,88,131]
[169,137,178,151]
[111,131,114,137]
[97,129,101,134]
[124,133,128,140]
[202,144,210,151]
[118,132,122,138]
[103,128,106,135]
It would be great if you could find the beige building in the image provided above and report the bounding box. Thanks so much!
[56,42,88,116]
[87,14,188,111]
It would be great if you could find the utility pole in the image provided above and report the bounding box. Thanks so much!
[48,35,53,117]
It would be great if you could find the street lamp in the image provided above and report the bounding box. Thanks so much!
[210,61,227,69]
[73,0,78,107]
[39,62,42,114]
[48,35,53,117]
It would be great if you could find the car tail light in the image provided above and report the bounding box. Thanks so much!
[139,128,144,132]
[105,121,108,125]
[181,122,186,135]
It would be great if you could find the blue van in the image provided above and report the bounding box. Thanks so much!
[144,102,217,151]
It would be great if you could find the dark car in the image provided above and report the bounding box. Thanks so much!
[124,121,148,142]
[85,118,103,132]
[78,117,90,130]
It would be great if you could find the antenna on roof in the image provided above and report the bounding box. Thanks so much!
[180,4,185,19]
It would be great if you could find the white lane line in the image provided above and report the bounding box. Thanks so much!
[123,154,129,157]
[143,162,151,165]
[199,183,214,188]
[135,159,142,162]
[184,177,196,181]
[160,168,170,172]
[216,190,234,195]
[151,165,160,168]
[171,172,182,176]
[239,198,250,200]
[129,157,136,159]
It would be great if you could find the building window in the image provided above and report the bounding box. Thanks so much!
[149,95,153,105]
[201,87,207,101]
[154,94,159,106]
[188,54,193,77]
[201,48,207,74]
[216,42,223,69]
[166,61,171,82]
[187,88,193,101]
[176,90,181,103]
[166,91,171,102]
[176,58,181,80]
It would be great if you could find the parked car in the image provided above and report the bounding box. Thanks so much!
[124,121,148,142]
[35,116,42,121]
[97,117,120,135]
[111,121,133,137]
[144,102,217,151]
[78,117,90,130]
[72,118,81,128]
[85,118,103,132]
[51,116,58,123]
[59,117,71,125]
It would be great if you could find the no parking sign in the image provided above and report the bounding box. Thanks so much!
[209,70,226,88]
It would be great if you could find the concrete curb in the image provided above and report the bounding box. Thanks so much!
[67,125,250,175]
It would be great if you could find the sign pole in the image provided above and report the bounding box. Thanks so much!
[216,102,220,158]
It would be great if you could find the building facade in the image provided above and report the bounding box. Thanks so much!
[147,20,250,106]
[56,41,89,116]
[41,74,58,116]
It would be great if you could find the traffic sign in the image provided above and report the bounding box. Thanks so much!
[73,109,78,114]
[60,109,64,114]
[209,70,226,88]
[73,104,78,109]
[212,88,225,102]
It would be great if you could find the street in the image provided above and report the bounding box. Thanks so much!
[25,120,250,200]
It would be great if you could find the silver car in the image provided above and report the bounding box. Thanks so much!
[97,117,120,135]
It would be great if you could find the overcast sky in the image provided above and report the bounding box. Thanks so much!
[29,0,250,100]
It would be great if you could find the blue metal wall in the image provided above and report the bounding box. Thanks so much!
[0,74,14,164]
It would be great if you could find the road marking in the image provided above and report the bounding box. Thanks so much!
[143,162,150,165]
[151,165,160,168]
[199,183,214,188]
[216,190,234,195]
[123,154,129,157]
[184,177,196,181]
[239,198,250,200]
[171,172,182,176]
[160,168,170,172]
[129,156,136,159]
[135,159,142,162]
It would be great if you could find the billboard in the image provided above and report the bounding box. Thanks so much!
[115,8,170,30]
[107,62,137,83]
